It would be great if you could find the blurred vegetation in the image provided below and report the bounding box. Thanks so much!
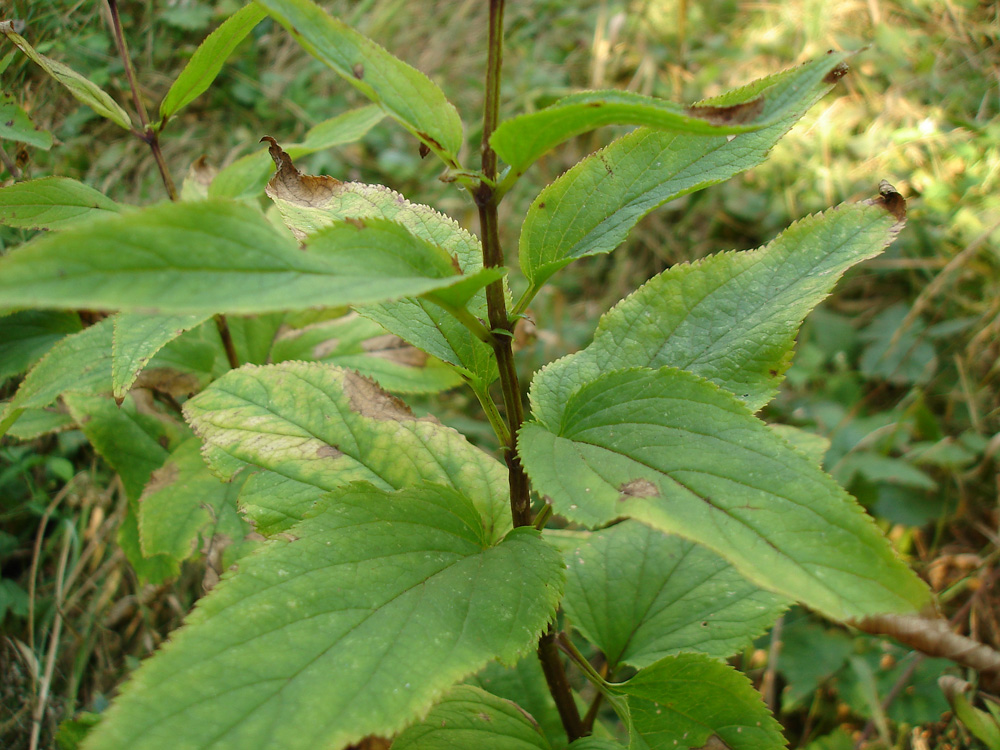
[1,0,998,748]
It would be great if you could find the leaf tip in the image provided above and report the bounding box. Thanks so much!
[822,56,850,84]
[867,180,907,222]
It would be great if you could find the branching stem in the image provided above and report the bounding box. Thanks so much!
[105,0,177,200]
[478,1,584,741]
[478,0,530,529]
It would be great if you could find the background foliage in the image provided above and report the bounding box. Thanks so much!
[1,0,997,748]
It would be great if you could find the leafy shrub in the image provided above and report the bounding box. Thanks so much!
[1,2,953,748]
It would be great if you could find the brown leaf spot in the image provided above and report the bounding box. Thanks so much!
[316,444,343,459]
[619,478,659,500]
[140,462,180,501]
[362,334,429,367]
[415,132,443,151]
[352,63,364,79]
[823,61,850,84]
[865,179,907,222]
[134,367,202,399]
[686,97,764,126]
[187,154,217,188]
[344,216,367,229]
[311,336,341,359]
[343,371,433,422]
[476,712,492,722]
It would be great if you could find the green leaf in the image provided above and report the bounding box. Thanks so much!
[777,617,854,710]
[117,502,179,584]
[63,392,179,583]
[0,310,81,382]
[531,195,905,422]
[260,140,497,385]
[0,199,494,314]
[519,367,931,620]
[271,312,463,393]
[362,298,498,388]
[83,483,564,750]
[0,21,133,130]
[210,105,384,199]
[0,92,52,149]
[563,521,788,669]
[159,3,268,122]
[139,437,255,566]
[943,679,1000,750]
[6,407,74,440]
[63,392,170,499]
[518,52,850,292]
[1,317,114,436]
[470,656,568,747]
[492,89,768,180]
[113,313,210,400]
[221,313,285,365]
[392,685,553,750]
[183,361,511,542]
[256,0,463,162]
[0,177,122,230]
[610,654,785,750]
[231,470,321,536]
[768,424,829,466]
[567,740,626,750]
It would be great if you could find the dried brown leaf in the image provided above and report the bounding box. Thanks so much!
[261,135,342,210]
